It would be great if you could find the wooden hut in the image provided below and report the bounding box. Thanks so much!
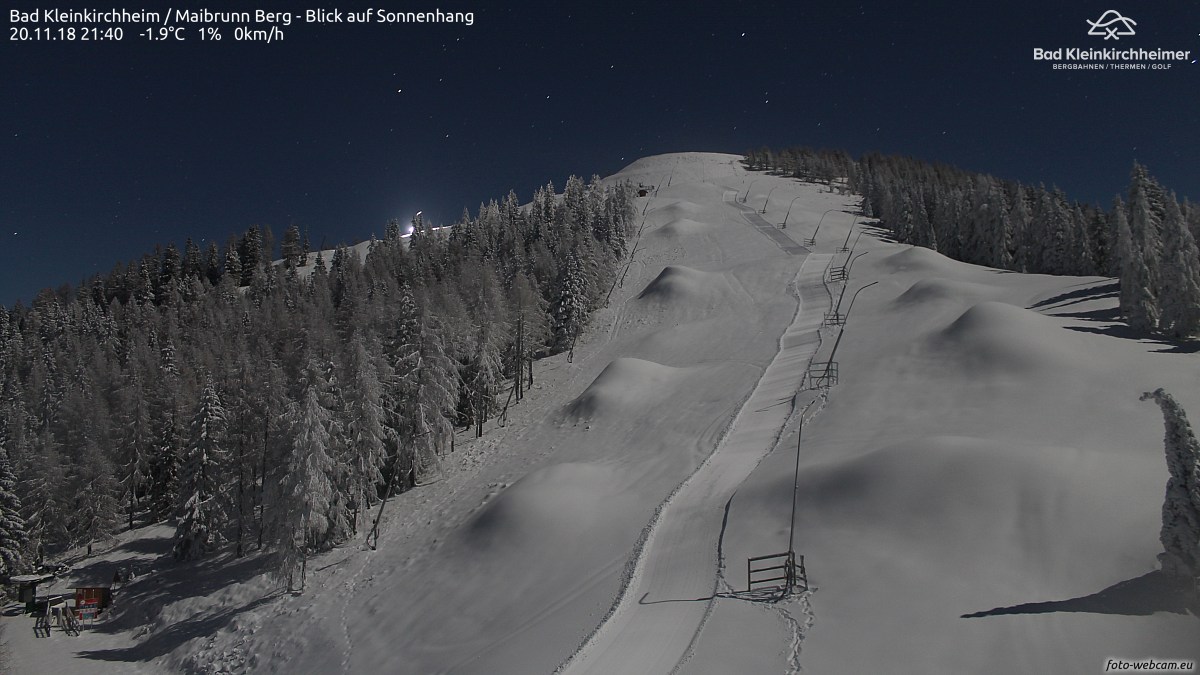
[71,585,112,619]
[9,573,56,613]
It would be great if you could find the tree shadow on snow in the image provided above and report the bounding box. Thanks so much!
[1027,280,1200,353]
[76,592,281,663]
[961,571,1200,619]
[65,540,173,586]
[77,552,279,663]
[857,223,893,243]
[111,537,176,556]
[1060,322,1200,354]
[637,586,799,607]
[1029,280,1118,311]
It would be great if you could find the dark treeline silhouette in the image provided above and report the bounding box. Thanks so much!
[0,174,636,589]
[745,146,1200,338]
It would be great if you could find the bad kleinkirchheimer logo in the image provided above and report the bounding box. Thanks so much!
[1087,10,1136,40]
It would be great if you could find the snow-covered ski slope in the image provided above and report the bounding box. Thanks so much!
[559,248,833,674]
[9,152,1199,674]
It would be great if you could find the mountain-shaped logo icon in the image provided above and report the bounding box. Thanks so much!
[1087,10,1136,40]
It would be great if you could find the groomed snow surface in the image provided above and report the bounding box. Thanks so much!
[5,152,1199,674]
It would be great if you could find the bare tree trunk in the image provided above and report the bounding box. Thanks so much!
[236,438,245,557]
[476,388,484,438]
[515,305,524,402]
[257,413,269,550]
[368,454,401,550]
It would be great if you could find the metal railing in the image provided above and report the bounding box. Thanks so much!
[747,551,808,592]
[822,309,846,327]
[807,361,838,388]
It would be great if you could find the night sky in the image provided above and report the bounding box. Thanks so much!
[3,1,1198,306]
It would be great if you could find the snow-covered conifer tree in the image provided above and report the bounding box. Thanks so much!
[989,187,1013,270]
[1156,196,1200,338]
[1069,205,1094,276]
[911,195,937,252]
[276,363,336,592]
[1009,185,1032,273]
[174,377,227,560]
[1038,189,1071,276]
[1128,163,1166,303]
[182,238,202,280]
[467,322,506,438]
[19,430,67,561]
[0,442,27,576]
[224,245,243,286]
[281,225,302,270]
[509,272,550,398]
[117,365,153,531]
[204,241,222,286]
[239,226,264,287]
[1115,198,1159,332]
[553,253,587,351]
[1140,388,1200,579]
[340,335,387,534]
[71,438,120,556]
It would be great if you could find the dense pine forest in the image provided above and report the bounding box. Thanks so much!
[745,147,1200,338]
[0,175,636,589]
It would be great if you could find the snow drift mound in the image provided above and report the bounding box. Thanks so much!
[636,265,716,301]
[646,199,703,224]
[792,435,1142,560]
[928,301,1079,374]
[632,265,745,314]
[798,437,1053,528]
[650,217,712,238]
[466,462,627,550]
[880,246,973,275]
[562,357,682,422]
[890,277,998,309]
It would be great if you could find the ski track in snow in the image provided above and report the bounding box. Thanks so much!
[604,217,649,346]
[559,251,834,675]
[336,540,375,672]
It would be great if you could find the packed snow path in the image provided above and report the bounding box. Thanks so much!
[560,252,833,675]
[727,193,810,256]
